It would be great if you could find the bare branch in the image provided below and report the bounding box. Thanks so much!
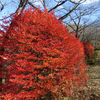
[48,0,68,12]
[16,0,28,14]
[58,2,80,20]
[28,1,38,10]
[43,0,46,8]
[0,0,8,12]
[66,24,76,32]
[0,13,15,21]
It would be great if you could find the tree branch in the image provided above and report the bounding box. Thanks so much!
[48,0,68,12]
[58,3,80,20]
[0,0,8,12]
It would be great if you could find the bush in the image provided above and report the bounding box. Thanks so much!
[0,8,88,99]
[82,42,98,64]
[87,51,98,64]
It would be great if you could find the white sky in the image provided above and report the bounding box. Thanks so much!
[74,0,99,4]
[83,0,99,4]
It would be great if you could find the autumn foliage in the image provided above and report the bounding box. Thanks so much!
[83,42,94,58]
[0,30,5,92]
[82,42,97,64]
[0,8,88,99]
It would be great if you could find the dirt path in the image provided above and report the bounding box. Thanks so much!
[87,65,100,93]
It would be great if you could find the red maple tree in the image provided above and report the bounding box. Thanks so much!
[0,8,88,99]
[82,42,97,64]
[0,30,6,92]
[83,42,94,58]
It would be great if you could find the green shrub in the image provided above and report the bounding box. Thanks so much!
[86,51,98,64]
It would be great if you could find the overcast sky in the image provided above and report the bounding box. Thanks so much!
[73,0,99,4]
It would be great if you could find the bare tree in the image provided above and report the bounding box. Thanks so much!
[64,1,100,43]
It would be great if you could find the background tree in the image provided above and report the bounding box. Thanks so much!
[65,2,100,39]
